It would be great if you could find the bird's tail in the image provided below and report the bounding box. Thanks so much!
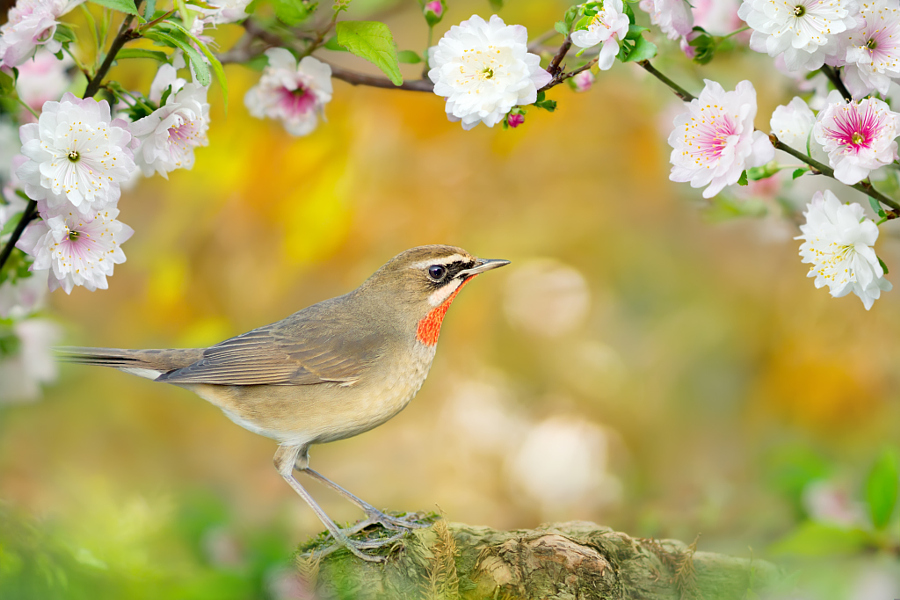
[56,347,204,380]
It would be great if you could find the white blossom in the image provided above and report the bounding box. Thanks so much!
[0,0,78,69]
[16,204,133,293]
[16,93,136,214]
[797,189,891,309]
[244,49,333,137]
[837,0,900,98]
[770,96,829,162]
[738,0,859,71]
[0,319,60,403]
[570,0,629,71]
[668,80,775,198]
[813,95,900,184]
[131,65,210,178]
[427,14,552,130]
[200,0,252,24]
[638,0,693,40]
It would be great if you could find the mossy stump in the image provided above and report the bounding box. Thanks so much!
[297,520,780,599]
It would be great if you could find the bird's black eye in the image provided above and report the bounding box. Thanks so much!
[428,265,448,281]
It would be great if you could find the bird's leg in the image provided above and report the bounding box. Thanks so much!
[274,444,403,562]
[299,466,429,532]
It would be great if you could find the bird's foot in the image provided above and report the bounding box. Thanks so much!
[305,520,410,563]
[359,508,431,532]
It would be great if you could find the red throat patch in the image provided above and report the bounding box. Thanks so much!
[416,276,476,346]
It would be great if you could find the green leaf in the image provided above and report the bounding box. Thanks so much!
[792,167,807,180]
[878,256,889,275]
[623,35,657,62]
[554,20,569,36]
[153,22,228,109]
[563,5,579,28]
[737,171,749,186]
[769,522,871,557]
[869,196,887,218]
[272,0,313,26]
[324,35,347,51]
[146,30,211,87]
[89,0,145,20]
[0,211,22,237]
[53,22,78,44]
[143,0,156,20]
[625,24,648,40]
[397,50,421,64]
[335,21,403,86]
[866,449,899,530]
[116,48,170,61]
[0,69,14,96]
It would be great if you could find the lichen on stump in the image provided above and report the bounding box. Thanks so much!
[296,520,781,599]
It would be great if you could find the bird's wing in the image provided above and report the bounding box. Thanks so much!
[157,311,383,386]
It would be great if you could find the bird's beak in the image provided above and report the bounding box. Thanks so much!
[456,258,511,278]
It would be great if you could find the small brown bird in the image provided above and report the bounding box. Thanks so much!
[59,245,508,561]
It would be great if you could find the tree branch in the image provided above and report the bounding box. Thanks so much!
[327,64,434,92]
[83,6,142,99]
[770,134,900,213]
[637,60,696,102]
[819,65,852,102]
[0,201,37,272]
[302,520,781,599]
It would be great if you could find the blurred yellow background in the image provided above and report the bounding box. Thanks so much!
[2,0,900,597]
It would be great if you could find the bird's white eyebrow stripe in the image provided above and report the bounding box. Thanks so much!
[409,254,470,269]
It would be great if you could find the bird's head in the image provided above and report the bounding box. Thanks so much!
[361,245,509,346]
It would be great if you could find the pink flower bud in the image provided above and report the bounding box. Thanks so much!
[424,0,443,17]
[507,112,524,128]
[572,70,594,93]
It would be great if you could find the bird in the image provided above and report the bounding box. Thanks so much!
[58,245,509,561]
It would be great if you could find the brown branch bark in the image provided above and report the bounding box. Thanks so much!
[300,521,780,599]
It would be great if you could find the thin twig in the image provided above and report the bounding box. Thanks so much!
[83,5,143,98]
[770,135,900,213]
[0,201,37,272]
[547,34,572,76]
[820,65,852,102]
[327,64,434,92]
[637,60,696,101]
[300,9,341,58]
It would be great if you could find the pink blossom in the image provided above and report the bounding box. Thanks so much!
[813,96,900,185]
[838,0,900,98]
[0,0,78,69]
[244,49,332,137]
[571,70,594,93]
[424,1,443,17]
[507,113,524,128]
[16,203,133,293]
[639,0,693,41]
[691,0,742,35]
[668,80,775,198]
